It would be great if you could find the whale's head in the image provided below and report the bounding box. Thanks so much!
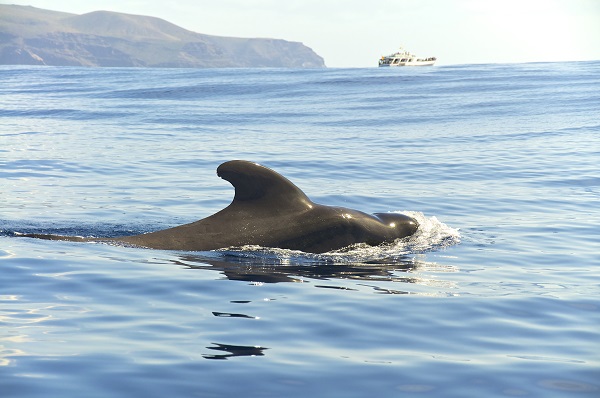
[373,212,419,238]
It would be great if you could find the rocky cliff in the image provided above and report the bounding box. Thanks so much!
[0,5,325,68]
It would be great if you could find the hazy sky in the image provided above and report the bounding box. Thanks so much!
[4,0,600,67]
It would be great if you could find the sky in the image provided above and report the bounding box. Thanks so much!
[4,0,600,67]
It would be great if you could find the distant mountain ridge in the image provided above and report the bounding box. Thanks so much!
[0,5,325,68]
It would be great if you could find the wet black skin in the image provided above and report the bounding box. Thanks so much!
[21,160,419,254]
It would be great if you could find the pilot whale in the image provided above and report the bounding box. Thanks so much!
[22,160,419,253]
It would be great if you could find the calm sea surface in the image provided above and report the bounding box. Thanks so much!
[1,63,599,397]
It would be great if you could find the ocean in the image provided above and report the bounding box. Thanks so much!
[1,62,599,397]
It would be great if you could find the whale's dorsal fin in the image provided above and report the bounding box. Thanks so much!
[217,160,313,210]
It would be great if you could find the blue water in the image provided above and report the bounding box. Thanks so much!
[1,63,599,397]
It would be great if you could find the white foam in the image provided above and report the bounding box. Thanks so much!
[324,211,460,263]
[394,211,461,253]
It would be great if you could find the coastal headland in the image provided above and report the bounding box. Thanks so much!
[0,5,325,68]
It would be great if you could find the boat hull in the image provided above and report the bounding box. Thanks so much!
[378,47,436,67]
[379,60,435,67]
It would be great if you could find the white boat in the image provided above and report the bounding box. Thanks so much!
[379,47,436,67]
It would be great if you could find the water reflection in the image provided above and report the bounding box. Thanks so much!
[203,343,269,360]
[0,347,25,367]
[174,253,419,284]
[173,250,459,294]
[212,311,257,319]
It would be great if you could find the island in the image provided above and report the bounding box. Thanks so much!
[0,5,325,68]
